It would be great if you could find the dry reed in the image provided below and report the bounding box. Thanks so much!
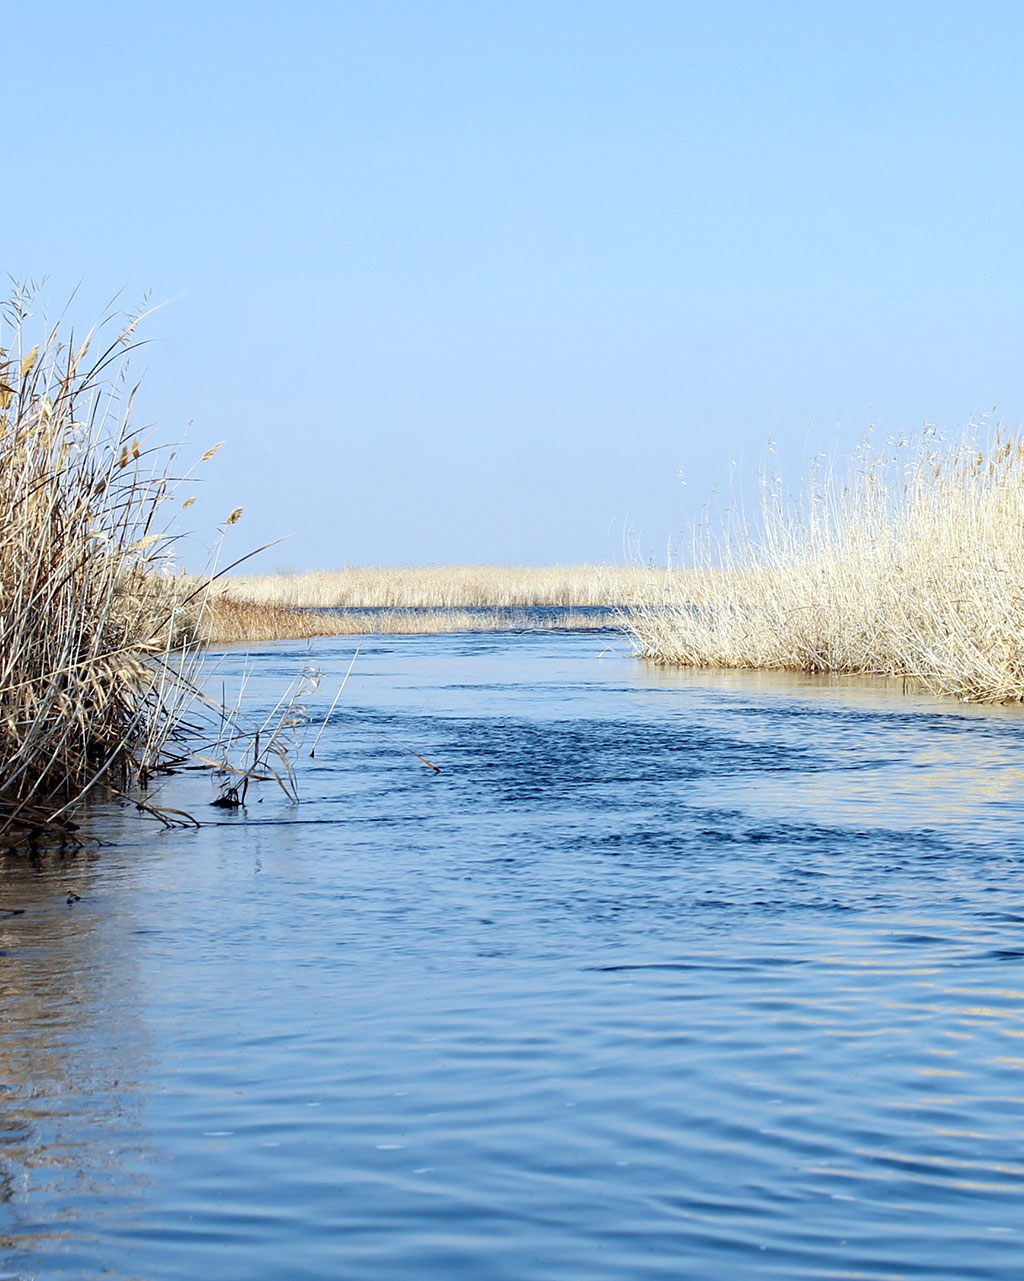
[0,289,202,845]
[219,564,661,609]
[202,597,615,643]
[630,430,1024,702]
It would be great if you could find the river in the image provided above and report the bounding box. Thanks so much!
[3,629,1024,1279]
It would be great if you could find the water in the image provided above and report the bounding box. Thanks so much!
[4,630,1024,1279]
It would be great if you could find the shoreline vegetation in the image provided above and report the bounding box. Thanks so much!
[201,566,666,643]
[0,291,308,849]
[629,431,1024,704]
[201,598,621,643]
[219,564,664,607]
[0,291,206,847]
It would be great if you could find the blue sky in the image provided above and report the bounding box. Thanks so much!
[6,1,1024,568]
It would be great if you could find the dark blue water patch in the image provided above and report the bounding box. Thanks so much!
[406,713,815,790]
[576,818,964,868]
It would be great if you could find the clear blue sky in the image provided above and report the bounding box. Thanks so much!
[6,1,1024,569]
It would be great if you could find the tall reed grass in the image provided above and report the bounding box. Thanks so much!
[0,290,201,845]
[630,431,1024,702]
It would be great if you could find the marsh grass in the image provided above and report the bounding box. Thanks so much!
[204,564,653,642]
[203,598,344,642]
[202,597,616,642]
[0,289,205,845]
[630,430,1024,702]
[220,564,661,609]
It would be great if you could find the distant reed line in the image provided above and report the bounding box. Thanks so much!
[201,598,621,643]
[218,565,666,610]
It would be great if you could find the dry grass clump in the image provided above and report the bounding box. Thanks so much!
[630,431,1024,702]
[202,597,616,642]
[0,290,200,845]
[202,598,345,643]
[220,564,661,609]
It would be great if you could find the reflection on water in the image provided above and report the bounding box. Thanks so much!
[0,852,152,1270]
[3,632,1024,1279]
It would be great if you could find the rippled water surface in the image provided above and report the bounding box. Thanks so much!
[4,631,1024,1279]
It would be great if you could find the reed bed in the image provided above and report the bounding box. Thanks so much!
[203,597,615,643]
[220,564,661,609]
[630,431,1024,702]
[0,291,202,846]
